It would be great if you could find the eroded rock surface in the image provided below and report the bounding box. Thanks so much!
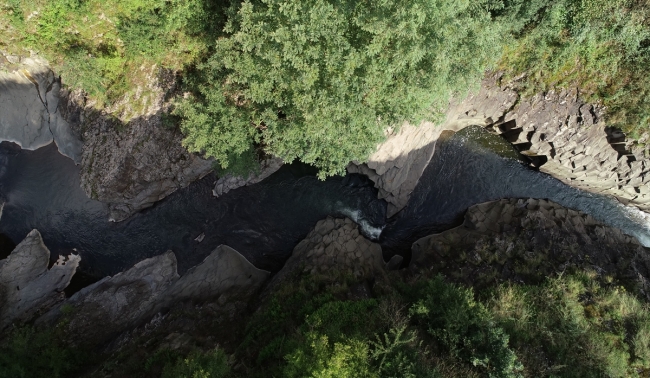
[39,250,180,345]
[0,229,80,329]
[212,157,283,197]
[63,67,213,221]
[411,198,650,293]
[0,52,83,162]
[275,217,385,282]
[158,245,270,313]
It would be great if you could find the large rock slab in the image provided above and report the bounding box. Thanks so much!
[157,245,270,311]
[39,250,180,345]
[0,229,80,329]
[0,53,83,162]
[38,245,269,347]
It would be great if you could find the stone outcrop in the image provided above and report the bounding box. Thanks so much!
[39,251,179,345]
[212,157,283,197]
[38,245,269,347]
[486,87,650,211]
[348,73,518,217]
[411,198,650,292]
[63,67,214,221]
[156,245,270,314]
[274,217,386,282]
[354,71,650,216]
[0,229,80,329]
[0,52,83,162]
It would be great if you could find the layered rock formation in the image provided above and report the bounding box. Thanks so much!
[411,198,650,292]
[0,52,83,162]
[61,67,214,221]
[0,229,80,329]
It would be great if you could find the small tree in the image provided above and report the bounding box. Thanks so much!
[176,0,505,177]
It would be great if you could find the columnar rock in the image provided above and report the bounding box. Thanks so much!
[0,52,83,162]
[278,217,385,280]
[64,66,214,221]
[411,198,650,293]
[488,88,650,211]
[213,157,283,197]
[0,229,80,329]
[348,73,518,217]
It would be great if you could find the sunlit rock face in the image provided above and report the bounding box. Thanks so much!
[0,53,83,162]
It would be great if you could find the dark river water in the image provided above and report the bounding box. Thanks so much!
[1,126,649,279]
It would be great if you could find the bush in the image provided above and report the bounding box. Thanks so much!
[175,0,506,177]
[409,275,523,378]
[0,327,85,378]
[161,348,231,378]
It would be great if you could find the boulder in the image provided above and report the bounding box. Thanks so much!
[0,229,80,329]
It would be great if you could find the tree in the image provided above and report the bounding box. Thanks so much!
[176,0,505,177]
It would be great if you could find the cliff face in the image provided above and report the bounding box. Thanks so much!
[351,72,650,217]
[0,53,83,162]
[62,66,214,222]
[1,55,216,222]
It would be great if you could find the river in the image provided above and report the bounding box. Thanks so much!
[1,126,648,279]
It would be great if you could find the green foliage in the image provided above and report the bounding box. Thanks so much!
[161,348,231,378]
[489,272,650,377]
[410,275,523,378]
[0,0,222,106]
[496,0,650,136]
[0,326,85,378]
[176,0,505,177]
[283,333,375,378]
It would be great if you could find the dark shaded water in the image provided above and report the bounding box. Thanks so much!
[1,126,649,278]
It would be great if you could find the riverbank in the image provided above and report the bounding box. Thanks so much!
[3,195,650,377]
[351,72,650,218]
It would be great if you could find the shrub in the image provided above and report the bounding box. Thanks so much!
[0,326,85,378]
[409,275,522,378]
[161,348,231,378]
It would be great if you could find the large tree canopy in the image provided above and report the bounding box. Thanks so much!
[176,0,505,177]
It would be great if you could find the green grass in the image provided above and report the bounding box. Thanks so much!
[0,0,223,111]
[495,0,650,138]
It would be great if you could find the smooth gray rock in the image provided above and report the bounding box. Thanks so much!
[157,245,269,311]
[0,54,82,162]
[39,250,179,345]
[0,229,80,329]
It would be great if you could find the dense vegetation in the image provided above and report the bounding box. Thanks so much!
[1,0,648,174]
[3,269,650,377]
